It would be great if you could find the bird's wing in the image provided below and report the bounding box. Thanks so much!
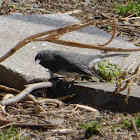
[75,62,94,75]
[59,52,95,75]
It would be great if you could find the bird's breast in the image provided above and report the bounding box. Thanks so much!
[56,71,79,77]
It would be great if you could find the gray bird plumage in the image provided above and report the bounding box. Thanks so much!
[35,50,129,77]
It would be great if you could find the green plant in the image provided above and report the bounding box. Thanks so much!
[116,0,140,16]
[112,124,125,132]
[8,4,20,10]
[122,119,131,129]
[121,116,140,130]
[134,116,140,129]
[80,121,103,138]
[95,60,123,82]
[0,125,26,140]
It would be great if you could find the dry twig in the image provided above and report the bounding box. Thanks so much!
[13,123,57,129]
[98,18,116,47]
[57,94,75,101]
[75,104,98,112]
[0,85,20,94]
[51,129,76,134]
[131,117,140,140]
[0,122,57,129]
[0,82,55,106]
[114,63,140,102]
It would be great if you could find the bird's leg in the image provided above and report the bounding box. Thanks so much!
[67,75,81,88]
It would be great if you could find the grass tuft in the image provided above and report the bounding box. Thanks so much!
[116,0,140,16]
[0,125,26,140]
[95,60,123,82]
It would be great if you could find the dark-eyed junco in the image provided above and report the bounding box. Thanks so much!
[35,50,129,78]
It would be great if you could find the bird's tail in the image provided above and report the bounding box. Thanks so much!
[89,53,130,69]
[101,53,130,59]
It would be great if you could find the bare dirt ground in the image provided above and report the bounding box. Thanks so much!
[0,0,140,139]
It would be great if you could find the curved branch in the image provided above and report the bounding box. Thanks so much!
[0,82,55,106]
[99,18,116,46]
[48,39,140,52]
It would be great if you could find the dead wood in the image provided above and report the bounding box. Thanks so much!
[0,82,55,106]
[51,129,76,134]
[25,94,63,108]
[0,123,57,129]
[131,117,140,140]
[46,39,140,52]
[114,63,140,102]
[13,123,57,129]
[57,94,75,101]
[74,104,99,113]
[0,85,20,94]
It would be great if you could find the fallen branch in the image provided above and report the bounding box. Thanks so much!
[99,18,116,46]
[63,9,82,15]
[0,84,62,107]
[114,63,140,102]
[0,123,57,129]
[14,123,57,129]
[0,81,55,106]
[125,16,140,22]
[51,129,76,134]
[47,39,140,52]
[0,94,14,115]
[75,104,99,113]
[57,94,75,101]
[0,85,20,94]
[25,94,63,108]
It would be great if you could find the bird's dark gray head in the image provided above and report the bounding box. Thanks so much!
[35,50,53,62]
[35,50,56,69]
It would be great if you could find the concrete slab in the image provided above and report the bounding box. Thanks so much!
[74,82,140,98]
[50,81,140,113]
[0,13,139,89]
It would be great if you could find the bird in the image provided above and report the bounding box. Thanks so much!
[35,50,129,78]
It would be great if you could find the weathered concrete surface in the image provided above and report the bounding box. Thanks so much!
[75,82,140,98]
[0,13,139,90]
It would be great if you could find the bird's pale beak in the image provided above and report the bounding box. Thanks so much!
[35,59,41,64]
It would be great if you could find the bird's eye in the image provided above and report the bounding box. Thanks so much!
[37,53,43,58]
[39,53,42,56]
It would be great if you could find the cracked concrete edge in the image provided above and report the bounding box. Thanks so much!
[0,64,45,90]
[74,82,140,97]
[51,81,140,113]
